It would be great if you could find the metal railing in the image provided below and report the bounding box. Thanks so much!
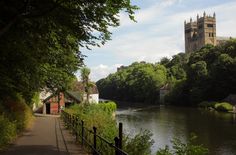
[61,110,128,155]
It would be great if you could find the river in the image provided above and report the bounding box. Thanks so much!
[116,105,236,155]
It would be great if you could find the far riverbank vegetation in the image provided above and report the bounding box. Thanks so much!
[97,39,236,111]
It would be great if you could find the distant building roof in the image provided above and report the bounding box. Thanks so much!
[43,91,58,103]
[43,90,81,103]
[72,81,99,94]
[65,91,81,103]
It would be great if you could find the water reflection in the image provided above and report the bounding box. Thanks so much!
[116,106,236,155]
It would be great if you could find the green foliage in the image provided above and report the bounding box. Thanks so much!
[31,92,41,108]
[64,103,118,154]
[97,62,167,104]
[97,40,236,106]
[97,101,117,114]
[123,130,154,155]
[156,134,208,155]
[80,67,91,104]
[165,80,188,105]
[65,103,117,140]
[0,0,138,105]
[0,93,33,150]
[156,146,172,155]
[1,94,33,131]
[198,101,233,112]
[214,102,233,112]
[0,115,17,150]
[166,39,236,105]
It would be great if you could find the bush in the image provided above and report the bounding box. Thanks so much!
[97,101,117,114]
[2,94,33,131]
[198,101,233,112]
[156,146,172,155]
[65,102,118,140]
[123,130,154,155]
[0,115,17,150]
[0,93,33,150]
[64,102,118,154]
[156,134,208,155]
[214,102,233,112]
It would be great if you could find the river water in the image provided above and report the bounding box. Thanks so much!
[116,106,236,155]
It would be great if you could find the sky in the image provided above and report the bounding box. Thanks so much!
[78,0,236,82]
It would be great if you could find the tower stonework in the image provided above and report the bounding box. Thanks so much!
[185,12,216,53]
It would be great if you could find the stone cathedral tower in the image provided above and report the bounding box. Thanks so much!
[184,12,216,53]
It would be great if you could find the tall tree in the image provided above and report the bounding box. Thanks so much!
[80,67,91,104]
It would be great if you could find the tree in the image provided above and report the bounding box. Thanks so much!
[0,0,138,104]
[99,39,236,106]
[0,0,138,46]
[80,67,91,104]
[97,62,168,104]
[160,57,170,67]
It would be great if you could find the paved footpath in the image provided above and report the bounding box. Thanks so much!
[1,114,89,155]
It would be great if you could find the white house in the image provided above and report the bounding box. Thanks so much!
[32,89,52,112]
[83,84,99,103]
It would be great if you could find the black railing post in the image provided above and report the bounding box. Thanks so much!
[67,113,69,126]
[75,117,78,141]
[81,120,84,146]
[72,115,74,128]
[73,115,75,133]
[114,137,120,155]
[69,114,71,126]
[70,114,72,128]
[71,115,73,129]
[93,127,97,155]
[119,123,123,150]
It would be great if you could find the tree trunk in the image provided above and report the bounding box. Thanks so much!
[58,92,60,113]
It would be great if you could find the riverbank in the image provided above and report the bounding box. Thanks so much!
[198,101,236,115]
[108,100,160,109]
[113,99,236,115]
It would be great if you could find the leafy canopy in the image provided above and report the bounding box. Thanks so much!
[0,0,138,103]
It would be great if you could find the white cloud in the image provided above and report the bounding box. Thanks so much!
[89,64,123,82]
